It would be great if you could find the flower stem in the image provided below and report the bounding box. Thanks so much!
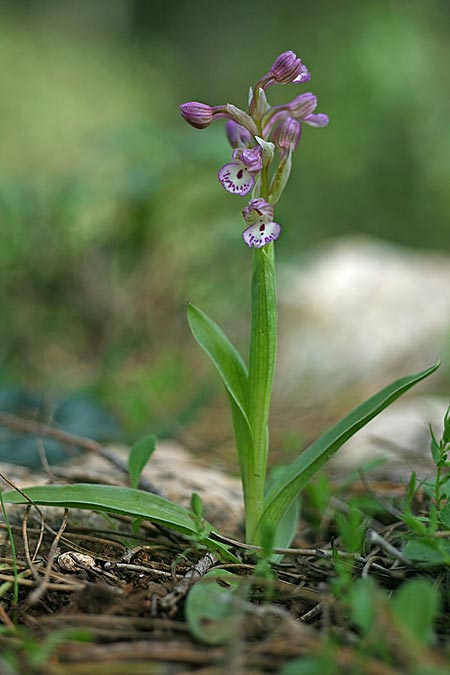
[246,241,277,542]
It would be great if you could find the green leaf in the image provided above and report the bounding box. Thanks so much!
[187,303,250,427]
[255,362,440,543]
[439,503,450,529]
[403,539,450,566]
[349,577,378,637]
[187,303,256,539]
[430,426,441,465]
[185,569,241,645]
[128,434,157,489]
[2,483,239,562]
[265,466,300,559]
[392,578,440,644]
[406,471,417,503]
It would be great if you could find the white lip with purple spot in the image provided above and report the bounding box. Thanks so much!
[243,220,281,248]
[218,162,254,195]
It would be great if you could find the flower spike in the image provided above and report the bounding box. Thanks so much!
[180,48,328,245]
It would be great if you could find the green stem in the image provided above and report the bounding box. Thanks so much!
[246,240,277,542]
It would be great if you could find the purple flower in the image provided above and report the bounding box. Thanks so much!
[254,51,311,94]
[303,113,329,127]
[270,51,306,85]
[218,147,263,196]
[263,93,329,136]
[286,93,318,118]
[292,62,311,84]
[179,102,215,129]
[226,120,254,148]
[272,117,302,155]
[242,198,281,248]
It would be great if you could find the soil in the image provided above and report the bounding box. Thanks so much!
[0,421,449,674]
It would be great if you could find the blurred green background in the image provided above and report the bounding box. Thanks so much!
[0,0,449,462]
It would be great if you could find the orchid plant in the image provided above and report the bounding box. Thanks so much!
[180,50,438,545]
[2,51,438,558]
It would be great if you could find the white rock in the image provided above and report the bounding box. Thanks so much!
[277,237,450,393]
[330,396,449,477]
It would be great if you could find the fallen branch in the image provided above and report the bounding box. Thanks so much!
[0,411,162,495]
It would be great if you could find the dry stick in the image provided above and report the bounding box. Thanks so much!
[0,573,83,592]
[21,506,42,583]
[159,552,217,612]
[104,561,183,578]
[36,437,55,481]
[27,508,70,606]
[210,530,358,559]
[212,531,407,579]
[0,521,127,555]
[0,603,15,629]
[0,411,162,496]
[367,529,411,566]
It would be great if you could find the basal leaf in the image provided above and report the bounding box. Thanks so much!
[255,362,440,542]
[2,483,239,562]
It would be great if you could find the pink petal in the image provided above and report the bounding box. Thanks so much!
[303,113,329,128]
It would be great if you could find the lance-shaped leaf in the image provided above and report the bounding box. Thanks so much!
[2,483,239,562]
[254,362,440,542]
[187,303,250,428]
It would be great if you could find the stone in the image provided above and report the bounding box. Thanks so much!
[330,395,449,478]
[277,236,450,395]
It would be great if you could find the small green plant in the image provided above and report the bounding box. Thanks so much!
[180,51,439,545]
[0,491,19,610]
[348,576,441,662]
[398,408,450,567]
[429,405,450,511]
[185,568,243,645]
[1,50,440,555]
[189,492,212,546]
[0,626,91,673]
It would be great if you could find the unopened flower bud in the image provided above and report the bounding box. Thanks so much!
[226,120,253,148]
[287,93,317,118]
[270,51,303,84]
[272,117,302,153]
[179,102,214,129]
